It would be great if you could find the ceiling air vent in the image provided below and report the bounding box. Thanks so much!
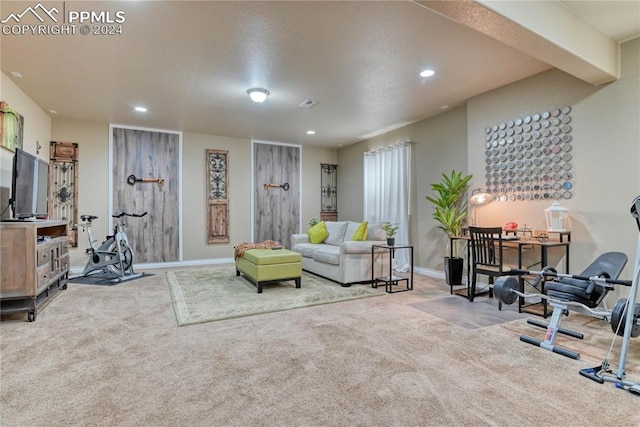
[298,99,318,109]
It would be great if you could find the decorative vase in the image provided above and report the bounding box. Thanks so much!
[444,256,464,285]
[387,237,395,246]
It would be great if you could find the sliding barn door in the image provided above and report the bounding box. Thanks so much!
[253,142,300,247]
[111,126,180,263]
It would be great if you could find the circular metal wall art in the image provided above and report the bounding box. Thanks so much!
[483,106,573,201]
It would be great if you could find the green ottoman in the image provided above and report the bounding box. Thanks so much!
[235,249,302,293]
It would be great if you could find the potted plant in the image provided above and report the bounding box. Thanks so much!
[382,222,399,246]
[425,170,473,285]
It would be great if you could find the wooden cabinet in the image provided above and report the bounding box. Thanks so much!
[1,220,69,321]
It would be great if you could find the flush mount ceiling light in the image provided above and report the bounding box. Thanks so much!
[419,69,435,77]
[247,88,269,103]
[134,106,148,112]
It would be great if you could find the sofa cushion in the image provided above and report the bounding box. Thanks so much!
[292,242,322,258]
[311,245,341,265]
[351,221,368,241]
[341,241,386,254]
[241,249,302,265]
[367,223,386,241]
[344,221,360,241]
[307,221,329,244]
[324,221,348,245]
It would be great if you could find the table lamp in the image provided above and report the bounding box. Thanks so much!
[469,189,493,226]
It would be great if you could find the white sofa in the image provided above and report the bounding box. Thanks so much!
[290,221,389,286]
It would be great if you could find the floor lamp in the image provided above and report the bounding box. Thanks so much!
[469,189,493,226]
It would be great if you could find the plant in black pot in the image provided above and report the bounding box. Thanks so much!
[425,170,472,286]
[382,222,399,246]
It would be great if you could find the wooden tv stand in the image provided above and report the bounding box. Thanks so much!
[1,220,69,321]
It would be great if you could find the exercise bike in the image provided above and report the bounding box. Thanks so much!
[76,211,148,283]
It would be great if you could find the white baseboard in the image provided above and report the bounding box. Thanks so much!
[414,266,472,285]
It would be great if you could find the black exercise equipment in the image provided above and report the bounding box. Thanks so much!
[494,252,628,360]
[496,195,640,395]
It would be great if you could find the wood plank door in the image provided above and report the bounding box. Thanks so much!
[253,142,300,248]
[111,126,181,263]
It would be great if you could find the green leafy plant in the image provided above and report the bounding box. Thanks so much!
[309,218,319,227]
[425,170,473,238]
[382,222,399,237]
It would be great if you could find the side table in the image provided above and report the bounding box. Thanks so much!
[371,244,414,293]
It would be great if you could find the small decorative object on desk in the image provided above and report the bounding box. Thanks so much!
[536,232,549,243]
[504,221,518,233]
[545,201,570,232]
[516,224,533,241]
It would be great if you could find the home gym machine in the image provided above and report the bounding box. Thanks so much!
[493,195,640,395]
[72,211,148,284]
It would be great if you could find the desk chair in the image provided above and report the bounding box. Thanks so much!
[468,226,511,303]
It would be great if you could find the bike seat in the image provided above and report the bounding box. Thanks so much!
[80,214,98,222]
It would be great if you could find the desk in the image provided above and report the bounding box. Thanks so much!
[449,234,570,317]
[371,245,414,293]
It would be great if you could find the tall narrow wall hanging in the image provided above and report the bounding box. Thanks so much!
[49,141,79,246]
[206,149,230,244]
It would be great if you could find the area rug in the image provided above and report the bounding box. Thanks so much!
[166,266,384,326]
[409,295,527,329]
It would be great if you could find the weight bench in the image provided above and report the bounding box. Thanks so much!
[494,251,628,359]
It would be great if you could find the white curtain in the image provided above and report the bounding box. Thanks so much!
[363,142,411,271]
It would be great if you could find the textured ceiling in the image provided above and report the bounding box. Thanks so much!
[1,1,638,148]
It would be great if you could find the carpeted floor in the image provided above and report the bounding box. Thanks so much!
[409,295,527,329]
[166,266,384,325]
[1,265,638,426]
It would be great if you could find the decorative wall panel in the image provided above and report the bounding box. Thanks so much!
[483,107,573,201]
[206,149,229,244]
[49,141,79,247]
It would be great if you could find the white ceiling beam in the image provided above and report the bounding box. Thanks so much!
[417,0,619,85]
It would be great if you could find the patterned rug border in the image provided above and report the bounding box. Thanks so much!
[166,268,384,326]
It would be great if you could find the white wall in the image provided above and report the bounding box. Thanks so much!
[50,119,337,267]
[0,72,52,218]
[339,38,640,298]
[468,39,640,286]
[337,106,468,271]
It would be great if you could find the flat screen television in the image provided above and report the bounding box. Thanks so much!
[10,148,50,220]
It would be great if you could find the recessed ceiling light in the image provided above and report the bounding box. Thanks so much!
[420,69,435,77]
[440,105,449,110]
[48,109,57,114]
[134,106,148,112]
[10,71,22,78]
[306,130,316,135]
